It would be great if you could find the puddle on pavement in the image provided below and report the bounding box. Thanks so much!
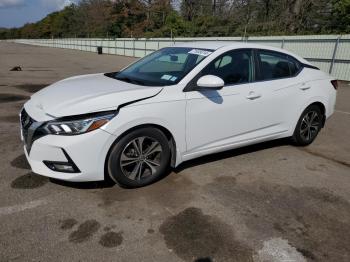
[147,228,155,234]
[98,173,197,209]
[11,173,48,189]
[68,220,100,243]
[99,231,123,248]
[204,176,350,261]
[60,218,78,230]
[297,247,316,260]
[11,154,30,170]
[0,94,29,103]
[159,207,253,262]
[15,84,48,93]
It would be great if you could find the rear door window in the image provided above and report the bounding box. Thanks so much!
[256,50,301,81]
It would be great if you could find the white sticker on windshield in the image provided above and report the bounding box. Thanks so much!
[188,49,212,57]
[170,76,177,82]
[161,74,172,80]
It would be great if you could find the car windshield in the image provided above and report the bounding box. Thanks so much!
[110,47,214,86]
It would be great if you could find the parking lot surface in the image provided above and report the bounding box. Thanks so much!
[0,42,349,262]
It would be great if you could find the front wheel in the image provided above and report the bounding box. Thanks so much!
[292,105,323,146]
[107,127,171,188]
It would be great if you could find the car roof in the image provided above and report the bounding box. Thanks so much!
[173,41,310,65]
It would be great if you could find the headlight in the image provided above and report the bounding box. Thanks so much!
[44,111,117,135]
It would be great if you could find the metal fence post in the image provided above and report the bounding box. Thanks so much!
[281,38,285,49]
[329,36,341,74]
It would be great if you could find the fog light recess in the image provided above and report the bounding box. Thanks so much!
[44,161,75,172]
[43,149,81,173]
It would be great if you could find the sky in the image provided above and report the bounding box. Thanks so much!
[0,0,78,28]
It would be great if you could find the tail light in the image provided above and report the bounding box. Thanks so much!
[331,80,338,90]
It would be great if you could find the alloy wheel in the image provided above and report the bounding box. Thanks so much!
[119,136,162,181]
[300,111,320,142]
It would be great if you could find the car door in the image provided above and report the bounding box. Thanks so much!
[185,48,299,156]
[185,49,265,155]
[251,49,305,134]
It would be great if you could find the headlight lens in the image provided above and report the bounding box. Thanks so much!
[45,111,116,135]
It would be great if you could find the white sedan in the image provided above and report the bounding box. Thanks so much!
[20,42,337,187]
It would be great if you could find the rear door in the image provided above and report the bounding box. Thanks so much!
[251,49,305,134]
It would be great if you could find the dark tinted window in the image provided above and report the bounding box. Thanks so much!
[287,55,301,75]
[201,49,253,85]
[257,50,300,80]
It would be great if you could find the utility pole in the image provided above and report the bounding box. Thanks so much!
[212,0,216,16]
[147,0,151,21]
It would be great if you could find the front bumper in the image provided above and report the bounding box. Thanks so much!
[23,127,115,182]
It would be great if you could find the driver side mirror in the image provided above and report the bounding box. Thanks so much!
[196,75,224,90]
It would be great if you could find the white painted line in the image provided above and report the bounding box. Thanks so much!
[335,110,350,115]
[0,199,47,217]
[255,238,307,262]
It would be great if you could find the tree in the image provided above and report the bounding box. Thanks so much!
[332,0,350,33]
[0,0,348,39]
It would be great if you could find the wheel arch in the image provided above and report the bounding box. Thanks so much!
[293,98,327,132]
[104,123,177,181]
[307,101,326,127]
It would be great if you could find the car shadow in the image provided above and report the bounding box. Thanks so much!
[49,138,290,189]
[174,138,290,173]
[199,90,223,104]
[50,178,115,189]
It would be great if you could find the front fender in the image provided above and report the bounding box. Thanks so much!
[102,101,187,167]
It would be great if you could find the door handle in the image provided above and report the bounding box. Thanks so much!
[300,83,311,90]
[246,92,261,100]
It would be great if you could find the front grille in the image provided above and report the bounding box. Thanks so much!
[20,108,45,153]
[21,109,36,145]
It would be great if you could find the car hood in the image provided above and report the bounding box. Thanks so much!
[25,73,162,120]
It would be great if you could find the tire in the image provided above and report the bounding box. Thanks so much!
[292,105,323,146]
[107,127,171,188]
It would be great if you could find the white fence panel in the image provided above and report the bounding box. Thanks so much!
[9,35,350,80]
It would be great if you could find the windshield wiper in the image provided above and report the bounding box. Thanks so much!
[116,76,146,86]
[116,76,133,83]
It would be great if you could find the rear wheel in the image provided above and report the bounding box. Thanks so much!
[107,127,170,188]
[292,105,323,146]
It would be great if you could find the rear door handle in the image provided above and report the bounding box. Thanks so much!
[246,92,261,100]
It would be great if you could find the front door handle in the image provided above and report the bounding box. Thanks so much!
[246,92,261,100]
[300,83,311,90]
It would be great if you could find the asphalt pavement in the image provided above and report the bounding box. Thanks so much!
[0,42,349,262]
